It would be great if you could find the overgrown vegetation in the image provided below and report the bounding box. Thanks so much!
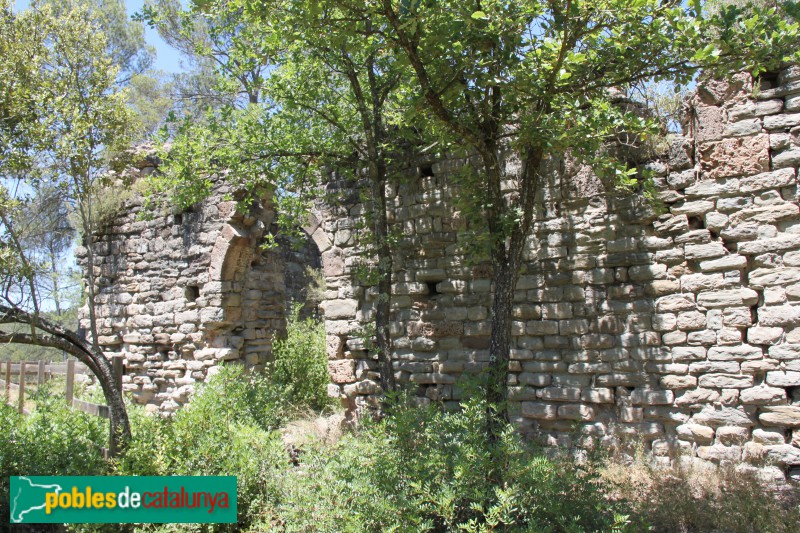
[601,443,800,533]
[271,303,332,413]
[5,375,797,532]
[0,386,109,523]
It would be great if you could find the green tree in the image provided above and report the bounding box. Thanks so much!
[360,0,800,445]
[138,0,272,111]
[148,0,423,396]
[0,0,134,455]
[41,0,155,84]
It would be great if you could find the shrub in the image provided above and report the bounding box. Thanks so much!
[601,444,800,533]
[113,366,289,532]
[271,303,332,413]
[267,396,631,532]
[0,386,108,525]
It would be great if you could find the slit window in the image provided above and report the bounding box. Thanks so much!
[426,281,440,297]
[185,285,200,302]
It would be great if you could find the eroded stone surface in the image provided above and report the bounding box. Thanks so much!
[89,67,800,470]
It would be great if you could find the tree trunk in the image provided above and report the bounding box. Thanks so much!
[371,166,396,395]
[0,306,131,456]
[486,258,516,420]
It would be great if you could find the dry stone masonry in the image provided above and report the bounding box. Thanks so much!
[87,66,800,478]
[80,156,320,413]
[320,67,800,480]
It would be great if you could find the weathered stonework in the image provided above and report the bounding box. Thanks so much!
[318,66,800,477]
[87,65,800,476]
[79,164,320,413]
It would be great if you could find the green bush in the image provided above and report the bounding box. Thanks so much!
[0,386,108,524]
[271,303,332,413]
[267,396,631,532]
[114,366,288,531]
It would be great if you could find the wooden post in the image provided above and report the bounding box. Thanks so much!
[37,360,45,387]
[4,361,10,405]
[18,361,25,414]
[112,357,123,393]
[65,359,75,407]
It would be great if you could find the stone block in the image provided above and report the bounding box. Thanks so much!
[759,406,800,428]
[749,268,800,288]
[581,388,614,403]
[747,327,783,345]
[697,288,758,308]
[321,298,358,319]
[707,345,762,361]
[740,385,786,405]
[518,373,551,387]
[764,112,800,130]
[687,329,716,345]
[671,200,715,217]
[698,374,753,389]
[692,406,754,428]
[689,361,740,374]
[765,370,800,387]
[672,346,707,361]
[557,404,596,421]
[653,214,690,235]
[758,305,800,327]
[660,375,697,389]
[675,388,720,407]
[744,236,800,257]
[628,264,668,281]
[697,444,742,463]
[652,314,677,332]
[768,344,800,360]
[684,243,727,261]
[521,402,558,420]
[681,273,725,292]
[722,307,753,327]
[329,360,357,384]
[773,148,800,169]
[763,445,800,466]
[738,168,796,192]
[539,387,582,401]
[752,428,785,445]
[655,294,696,312]
[698,135,769,180]
[676,311,706,330]
[676,423,715,444]
[630,389,674,405]
[730,203,799,226]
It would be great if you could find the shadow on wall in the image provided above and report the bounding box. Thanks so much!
[316,67,800,481]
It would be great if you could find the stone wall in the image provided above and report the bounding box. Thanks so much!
[80,160,319,413]
[322,66,800,478]
[85,65,800,476]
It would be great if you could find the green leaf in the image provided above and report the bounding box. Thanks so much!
[471,10,488,20]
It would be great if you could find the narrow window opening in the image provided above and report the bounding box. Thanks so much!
[426,281,440,297]
[185,285,200,302]
[174,213,183,225]
[687,216,705,230]
[787,465,800,482]
[420,165,435,177]
[759,70,780,91]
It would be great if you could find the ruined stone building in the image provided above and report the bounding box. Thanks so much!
[83,66,800,480]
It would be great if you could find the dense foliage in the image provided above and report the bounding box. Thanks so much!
[0,387,108,523]
[5,378,797,532]
[272,303,332,413]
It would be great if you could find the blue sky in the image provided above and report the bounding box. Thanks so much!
[13,0,184,74]
[125,0,183,74]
